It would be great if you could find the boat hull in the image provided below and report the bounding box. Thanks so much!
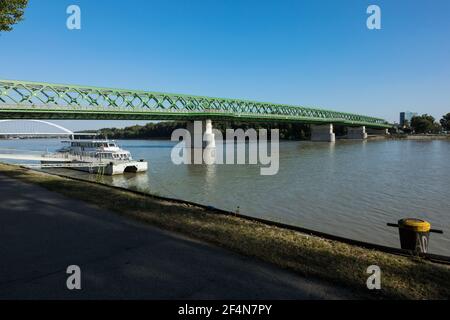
[41,160,148,175]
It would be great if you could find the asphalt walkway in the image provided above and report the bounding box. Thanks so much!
[0,173,355,299]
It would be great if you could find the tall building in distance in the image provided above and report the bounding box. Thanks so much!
[400,111,418,126]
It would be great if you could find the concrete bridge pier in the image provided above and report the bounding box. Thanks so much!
[347,126,368,140]
[186,119,216,149]
[311,124,335,142]
[366,128,389,135]
[185,120,216,164]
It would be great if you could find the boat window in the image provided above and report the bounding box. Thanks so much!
[108,143,116,147]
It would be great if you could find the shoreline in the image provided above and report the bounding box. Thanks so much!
[386,134,450,140]
[1,162,449,299]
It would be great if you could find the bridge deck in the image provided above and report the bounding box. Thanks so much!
[0,80,391,128]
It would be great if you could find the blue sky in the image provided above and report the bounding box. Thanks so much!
[1,0,449,130]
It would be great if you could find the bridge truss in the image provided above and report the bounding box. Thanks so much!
[0,80,391,128]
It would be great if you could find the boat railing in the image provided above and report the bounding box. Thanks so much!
[42,151,131,163]
[42,151,109,163]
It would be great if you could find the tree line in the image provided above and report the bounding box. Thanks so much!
[93,113,450,140]
[91,121,368,140]
[91,121,312,140]
[402,113,450,134]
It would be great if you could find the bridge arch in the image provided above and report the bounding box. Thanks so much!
[0,120,74,137]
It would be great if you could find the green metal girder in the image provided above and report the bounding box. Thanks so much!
[0,80,392,128]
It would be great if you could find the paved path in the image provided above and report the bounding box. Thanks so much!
[0,173,355,299]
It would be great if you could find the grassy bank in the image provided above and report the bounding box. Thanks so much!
[1,163,449,299]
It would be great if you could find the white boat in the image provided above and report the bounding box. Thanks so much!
[43,138,148,175]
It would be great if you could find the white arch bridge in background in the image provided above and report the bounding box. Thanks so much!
[0,120,74,137]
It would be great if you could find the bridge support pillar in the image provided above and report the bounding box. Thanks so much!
[366,128,389,135]
[311,124,335,142]
[186,119,216,149]
[184,120,216,164]
[347,126,367,140]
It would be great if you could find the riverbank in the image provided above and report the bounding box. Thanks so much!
[0,172,355,299]
[387,134,450,140]
[1,163,449,299]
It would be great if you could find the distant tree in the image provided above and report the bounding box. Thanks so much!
[401,119,412,133]
[0,0,28,32]
[432,122,442,134]
[410,114,441,134]
[440,113,450,131]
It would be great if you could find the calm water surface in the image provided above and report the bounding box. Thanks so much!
[1,138,449,256]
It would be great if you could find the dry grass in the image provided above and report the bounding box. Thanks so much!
[1,163,449,299]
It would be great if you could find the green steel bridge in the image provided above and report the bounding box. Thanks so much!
[0,80,391,128]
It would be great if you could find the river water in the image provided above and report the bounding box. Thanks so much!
[1,138,449,256]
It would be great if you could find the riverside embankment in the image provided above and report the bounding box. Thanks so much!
[0,170,357,299]
[0,163,449,299]
[2,138,450,256]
